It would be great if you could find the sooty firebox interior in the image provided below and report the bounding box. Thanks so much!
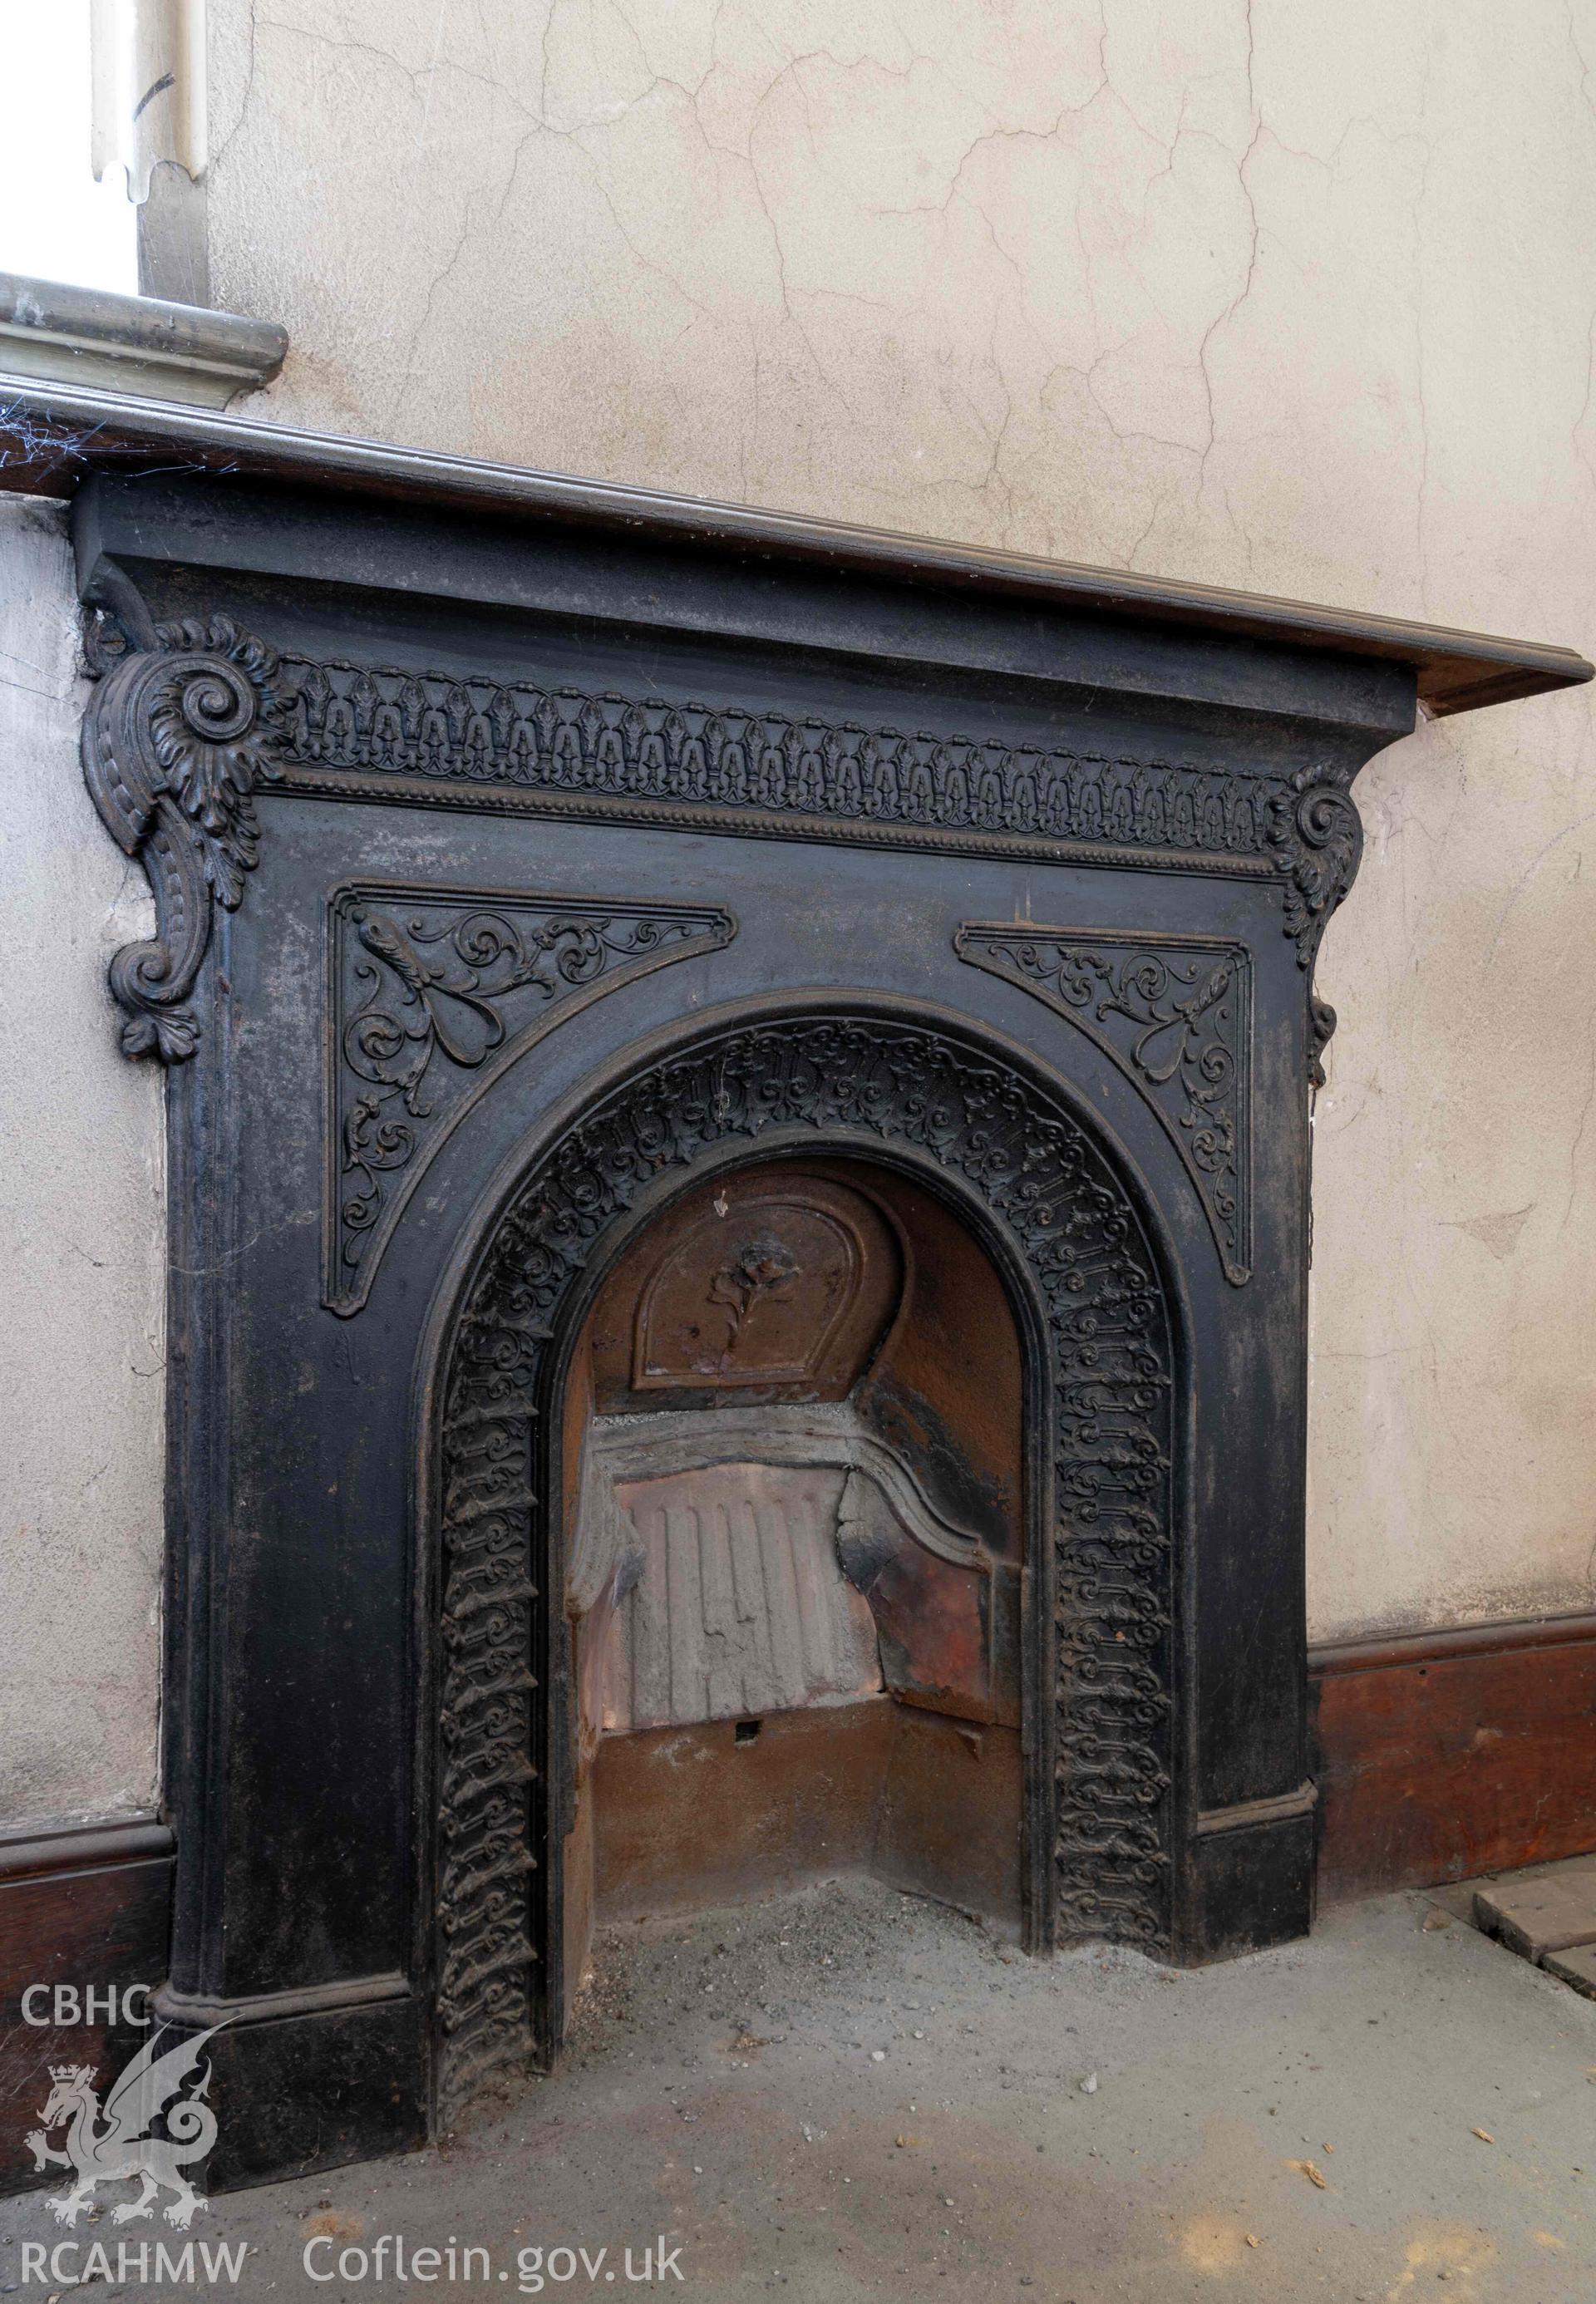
[561,1159,1026,2010]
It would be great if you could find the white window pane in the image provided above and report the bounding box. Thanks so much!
[0,0,136,295]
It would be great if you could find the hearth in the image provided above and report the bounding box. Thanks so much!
[31,382,1585,2186]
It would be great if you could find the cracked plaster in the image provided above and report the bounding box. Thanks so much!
[7,4,1589,1823]
[0,498,165,1827]
[203,0,1596,1644]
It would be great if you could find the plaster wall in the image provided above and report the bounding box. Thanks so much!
[0,498,165,1826]
[195,0,1596,1645]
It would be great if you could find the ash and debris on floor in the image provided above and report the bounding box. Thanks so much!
[3,1878,1594,2301]
[562,1876,1017,2078]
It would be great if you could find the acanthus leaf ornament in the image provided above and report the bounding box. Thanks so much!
[1268,766,1364,1086]
[81,615,285,1061]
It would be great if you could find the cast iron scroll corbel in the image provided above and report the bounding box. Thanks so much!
[1268,766,1364,1087]
[81,613,284,1060]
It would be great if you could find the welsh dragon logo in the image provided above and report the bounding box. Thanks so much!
[26,2025,225,2228]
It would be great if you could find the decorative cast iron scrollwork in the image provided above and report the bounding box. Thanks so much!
[81,615,286,1060]
[328,889,733,1313]
[436,1012,1175,2119]
[956,928,1252,1282]
[1268,767,1364,1086]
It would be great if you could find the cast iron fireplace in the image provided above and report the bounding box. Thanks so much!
[28,381,1586,2186]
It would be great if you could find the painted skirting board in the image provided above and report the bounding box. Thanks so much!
[0,1819,175,2198]
[1311,1612,1596,1903]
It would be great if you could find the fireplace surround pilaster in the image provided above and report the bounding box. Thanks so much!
[7,381,1586,2189]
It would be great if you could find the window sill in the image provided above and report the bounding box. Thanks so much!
[0,273,286,410]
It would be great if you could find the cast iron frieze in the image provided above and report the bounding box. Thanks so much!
[438,1012,1175,2119]
[955,927,1252,1284]
[81,616,285,1059]
[328,887,735,1314]
[276,653,1292,874]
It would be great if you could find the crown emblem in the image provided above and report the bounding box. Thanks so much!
[30,2029,221,2230]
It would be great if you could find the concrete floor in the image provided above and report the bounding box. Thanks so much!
[3,1879,1594,2302]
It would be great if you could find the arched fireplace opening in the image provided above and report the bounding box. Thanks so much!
[557,1158,1027,2015]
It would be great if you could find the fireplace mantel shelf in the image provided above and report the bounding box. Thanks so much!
[0,375,1588,718]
